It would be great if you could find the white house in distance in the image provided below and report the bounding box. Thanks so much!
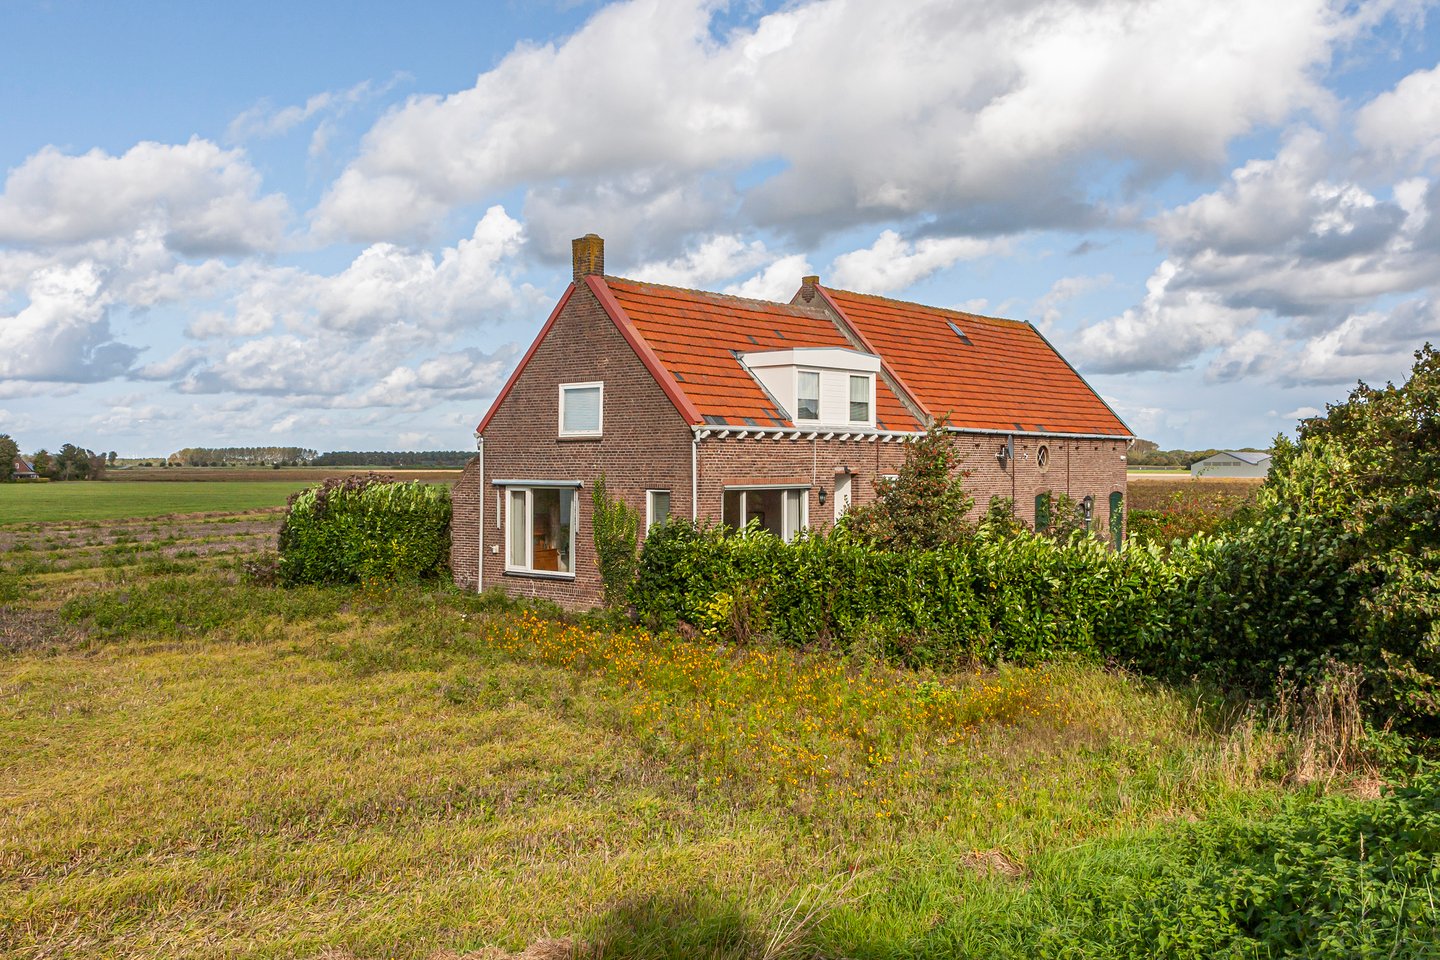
[1190,450,1272,478]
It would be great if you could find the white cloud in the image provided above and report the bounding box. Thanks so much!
[829,229,998,292]
[1283,405,1323,419]
[314,0,1353,245]
[723,253,814,301]
[1033,274,1113,330]
[0,139,289,255]
[0,263,138,382]
[227,78,399,143]
[631,235,772,288]
[1355,60,1440,171]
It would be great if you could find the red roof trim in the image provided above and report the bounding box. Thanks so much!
[476,282,577,434]
[811,283,934,422]
[585,275,705,426]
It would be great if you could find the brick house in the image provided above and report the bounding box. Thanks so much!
[452,234,1132,607]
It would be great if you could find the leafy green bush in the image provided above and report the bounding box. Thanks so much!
[277,475,450,585]
[635,521,1174,667]
[591,474,640,610]
[1012,770,1440,959]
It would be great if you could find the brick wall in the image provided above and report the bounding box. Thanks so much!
[696,432,1128,536]
[454,280,695,607]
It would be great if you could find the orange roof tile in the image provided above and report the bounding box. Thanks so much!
[819,287,1130,437]
[602,277,921,430]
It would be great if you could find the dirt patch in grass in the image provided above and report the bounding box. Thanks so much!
[0,607,86,653]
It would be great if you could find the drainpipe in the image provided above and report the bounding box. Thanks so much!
[476,435,484,593]
[691,434,698,522]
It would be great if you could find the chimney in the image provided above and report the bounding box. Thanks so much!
[799,275,820,303]
[572,234,605,280]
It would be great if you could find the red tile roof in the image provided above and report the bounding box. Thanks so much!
[818,287,1130,437]
[601,277,921,430]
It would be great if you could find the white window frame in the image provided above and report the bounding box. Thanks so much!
[504,485,579,579]
[646,489,671,531]
[558,381,604,438]
[722,485,809,542]
[848,373,874,425]
[795,370,820,422]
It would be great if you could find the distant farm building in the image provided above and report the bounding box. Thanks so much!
[12,457,38,480]
[1190,450,1272,478]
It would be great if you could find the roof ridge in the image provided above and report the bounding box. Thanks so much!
[823,285,1031,328]
[603,275,830,316]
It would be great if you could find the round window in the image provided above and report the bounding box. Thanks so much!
[1037,445,1050,470]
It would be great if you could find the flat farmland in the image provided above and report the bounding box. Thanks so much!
[0,471,458,525]
[1125,474,1264,512]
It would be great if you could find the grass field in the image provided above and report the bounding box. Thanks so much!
[1,507,1384,959]
[0,472,458,525]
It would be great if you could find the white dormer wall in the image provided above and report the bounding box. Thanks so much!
[741,347,881,428]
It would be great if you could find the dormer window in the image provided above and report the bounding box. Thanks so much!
[797,371,820,421]
[739,347,880,429]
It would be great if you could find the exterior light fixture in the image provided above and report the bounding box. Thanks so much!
[818,488,828,506]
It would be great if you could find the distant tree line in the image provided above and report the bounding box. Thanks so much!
[167,447,318,467]
[1128,439,1269,469]
[309,451,474,468]
[0,434,113,482]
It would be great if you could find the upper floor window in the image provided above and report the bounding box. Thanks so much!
[849,375,870,422]
[559,382,603,437]
[797,371,820,421]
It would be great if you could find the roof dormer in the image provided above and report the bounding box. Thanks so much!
[739,347,881,429]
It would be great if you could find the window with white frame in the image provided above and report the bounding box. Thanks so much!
[849,374,871,423]
[721,487,807,542]
[796,370,820,421]
[558,382,603,437]
[505,486,578,575]
[646,489,671,530]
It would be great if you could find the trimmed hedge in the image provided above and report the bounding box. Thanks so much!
[634,522,1177,667]
[277,475,451,585]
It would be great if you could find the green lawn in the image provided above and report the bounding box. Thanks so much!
[0,480,309,523]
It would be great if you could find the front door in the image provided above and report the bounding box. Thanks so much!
[834,473,852,522]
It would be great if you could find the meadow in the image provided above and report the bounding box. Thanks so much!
[0,470,458,524]
[0,503,1397,959]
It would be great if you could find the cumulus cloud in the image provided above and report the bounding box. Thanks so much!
[313,0,1352,246]
[0,263,138,382]
[631,234,772,288]
[829,230,998,292]
[1355,60,1440,171]
[1033,274,1113,331]
[1074,122,1440,379]
[0,139,289,256]
[724,253,814,301]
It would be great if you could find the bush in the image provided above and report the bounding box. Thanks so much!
[591,474,640,610]
[277,474,450,585]
[1016,770,1440,958]
[635,521,1174,667]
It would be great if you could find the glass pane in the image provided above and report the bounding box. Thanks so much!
[508,491,527,567]
[784,489,801,541]
[797,371,819,420]
[562,385,601,433]
[849,375,869,422]
[723,490,744,529]
[649,490,670,527]
[530,488,572,572]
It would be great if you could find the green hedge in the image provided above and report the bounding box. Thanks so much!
[277,475,450,585]
[634,522,1177,667]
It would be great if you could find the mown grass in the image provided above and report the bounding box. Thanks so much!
[0,513,1402,959]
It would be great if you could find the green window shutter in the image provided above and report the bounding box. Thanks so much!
[1035,493,1050,532]
[1109,491,1124,549]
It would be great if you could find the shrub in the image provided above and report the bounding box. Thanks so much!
[843,418,974,550]
[1018,770,1440,958]
[277,474,450,585]
[635,522,1174,667]
[591,474,640,610]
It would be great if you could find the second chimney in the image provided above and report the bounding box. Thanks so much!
[799,275,821,302]
[572,234,605,280]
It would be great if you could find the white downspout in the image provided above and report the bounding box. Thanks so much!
[691,434,699,522]
[483,437,489,592]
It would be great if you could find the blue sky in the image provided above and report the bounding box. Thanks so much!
[3,0,1440,456]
